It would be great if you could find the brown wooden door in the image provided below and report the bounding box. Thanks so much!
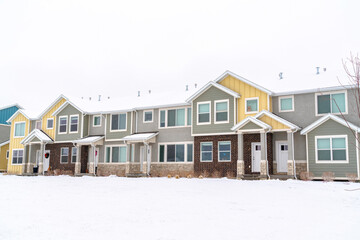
[81,146,88,173]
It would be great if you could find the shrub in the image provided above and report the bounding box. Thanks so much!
[322,172,335,182]
[202,170,210,178]
[212,170,221,178]
[226,171,235,179]
[167,174,172,178]
[346,173,357,182]
[300,171,314,181]
[175,175,180,179]
[186,174,192,179]
[198,175,203,179]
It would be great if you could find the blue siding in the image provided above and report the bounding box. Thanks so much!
[0,106,20,125]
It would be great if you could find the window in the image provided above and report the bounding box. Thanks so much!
[160,110,166,127]
[60,148,69,163]
[105,146,127,163]
[158,143,193,162]
[245,97,259,114]
[12,149,23,164]
[6,150,9,159]
[93,115,101,127]
[316,135,347,163]
[35,121,41,130]
[70,115,79,133]
[200,142,213,162]
[47,118,54,129]
[111,114,127,131]
[317,92,346,115]
[187,108,192,126]
[143,110,153,123]
[59,116,68,133]
[198,102,211,124]
[159,108,190,128]
[215,100,229,123]
[71,147,77,163]
[279,96,294,112]
[218,141,231,162]
[14,122,25,137]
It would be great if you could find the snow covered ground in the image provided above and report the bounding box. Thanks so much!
[0,175,359,240]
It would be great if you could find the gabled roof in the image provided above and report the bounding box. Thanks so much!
[6,109,32,123]
[52,100,84,116]
[300,114,360,135]
[0,140,10,147]
[214,70,273,95]
[38,94,68,118]
[255,110,300,131]
[20,129,53,145]
[73,136,104,145]
[186,81,241,102]
[231,116,272,131]
[0,104,23,111]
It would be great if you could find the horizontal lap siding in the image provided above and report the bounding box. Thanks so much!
[308,119,358,178]
[55,104,82,141]
[105,113,132,140]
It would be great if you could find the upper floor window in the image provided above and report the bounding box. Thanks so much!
[215,100,229,123]
[93,115,101,127]
[35,121,41,130]
[111,113,127,131]
[143,110,153,123]
[70,115,79,133]
[59,116,68,134]
[47,118,54,129]
[245,97,259,114]
[316,135,347,163]
[12,149,23,164]
[197,102,211,124]
[14,122,25,137]
[159,108,190,128]
[279,96,294,112]
[317,92,346,115]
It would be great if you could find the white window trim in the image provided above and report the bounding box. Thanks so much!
[104,144,127,163]
[69,114,79,134]
[110,113,127,132]
[12,149,24,165]
[197,101,211,125]
[218,141,231,162]
[315,90,348,116]
[71,147,77,164]
[158,141,194,163]
[158,107,191,129]
[278,95,294,112]
[35,120,42,130]
[92,115,102,127]
[6,150,9,159]
[245,97,259,114]
[58,116,68,134]
[46,118,54,130]
[315,135,349,163]
[14,121,26,138]
[143,110,154,123]
[200,141,213,162]
[214,99,229,124]
[60,147,69,164]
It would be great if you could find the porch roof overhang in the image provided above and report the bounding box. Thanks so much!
[254,110,301,132]
[231,116,272,132]
[120,132,159,144]
[20,129,53,145]
[73,136,104,145]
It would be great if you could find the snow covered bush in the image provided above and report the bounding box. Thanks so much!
[322,172,335,182]
[300,171,314,181]
[346,173,357,182]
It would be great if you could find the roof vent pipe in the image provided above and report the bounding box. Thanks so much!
[186,85,188,91]
[138,91,140,97]
[98,95,101,101]
[316,67,320,74]
[195,83,197,88]
[279,72,283,80]
[89,97,91,101]
[149,90,151,94]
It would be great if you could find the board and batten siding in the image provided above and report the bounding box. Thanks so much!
[307,119,358,178]
[41,97,66,140]
[0,143,9,171]
[218,75,270,121]
[55,104,82,141]
[105,112,132,140]
[192,86,235,135]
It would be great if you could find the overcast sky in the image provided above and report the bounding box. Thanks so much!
[0,0,359,111]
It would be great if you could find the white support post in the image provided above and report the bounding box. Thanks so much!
[237,132,245,179]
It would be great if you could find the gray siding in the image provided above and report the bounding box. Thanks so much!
[55,104,82,141]
[89,115,105,136]
[105,113,132,140]
[83,115,89,137]
[192,86,235,135]
[0,125,10,143]
[137,109,159,132]
[241,122,262,130]
[307,119,358,178]
[272,132,306,161]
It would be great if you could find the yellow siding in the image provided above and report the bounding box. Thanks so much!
[219,75,269,122]
[258,115,289,130]
[8,113,30,174]
[0,143,9,171]
[41,97,66,139]
[269,96,272,112]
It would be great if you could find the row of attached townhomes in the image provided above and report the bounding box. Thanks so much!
[2,71,360,180]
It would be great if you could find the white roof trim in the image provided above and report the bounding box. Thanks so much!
[186,81,240,102]
[0,140,10,147]
[215,70,273,95]
[255,110,300,131]
[6,109,31,123]
[300,114,360,135]
[120,132,159,142]
[20,129,53,144]
[38,94,68,118]
[273,85,353,97]
[231,116,272,131]
[0,103,23,111]
[73,136,105,144]
[52,100,84,116]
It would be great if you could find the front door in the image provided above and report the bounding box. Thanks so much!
[43,150,50,172]
[81,146,89,173]
[251,143,261,172]
[277,141,288,173]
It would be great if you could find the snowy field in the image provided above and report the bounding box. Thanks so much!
[0,175,359,240]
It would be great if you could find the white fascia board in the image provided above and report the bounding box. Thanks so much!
[273,85,354,97]
[255,110,300,130]
[0,103,23,111]
[6,110,30,123]
[186,81,240,103]
[231,116,271,131]
[52,100,84,117]
[0,140,10,147]
[134,102,191,111]
[214,70,273,96]
[38,94,69,119]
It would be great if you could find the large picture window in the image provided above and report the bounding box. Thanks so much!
[317,92,346,115]
[111,113,127,131]
[200,142,213,162]
[158,143,193,162]
[198,102,210,124]
[316,135,347,163]
[215,100,228,123]
[159,108,191,128]
[105,146,127,163]
[14,122,25,137]
[12,149,23,164]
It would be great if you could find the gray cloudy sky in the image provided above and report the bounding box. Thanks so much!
[0,0,359,110]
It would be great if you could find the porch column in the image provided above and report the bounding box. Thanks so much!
[38,143,44,175]
[237,132,245,179]
[27,144,32,174]
[88,145,95,174]
[287,131,295,176]
[142,143,148,175]
[125,143,131,175]
[260,131,267,177]
[75,145,81,175]
[21,145,27,174]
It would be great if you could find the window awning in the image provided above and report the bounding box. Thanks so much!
[21,129,53,145]
[73,136,104,145]
[120,132,159,143]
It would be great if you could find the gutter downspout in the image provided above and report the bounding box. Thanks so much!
[91,143,96,176]
[43,142,48,175]
[143,141,150,176]
[135,110,138,133]
[265,130,270,179]
[292,130,297,180]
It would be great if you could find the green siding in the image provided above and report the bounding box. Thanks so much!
[105,113,132,140]
[30,136,41,143]
[307,119,358,178]
[83,115,89,137]
[192,86,235,135]
[240,121,262,130]
[55,104,82,141]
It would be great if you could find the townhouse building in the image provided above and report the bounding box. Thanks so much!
[4,71,360,180]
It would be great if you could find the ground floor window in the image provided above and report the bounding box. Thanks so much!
[60,148,69,163]
[218,141,231,162]
[105,146,127,163]
[316,135,347,162]
[12,149,23,164]
[71,147,77,163]
[159,143,193,162]
[200,142,213,162]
